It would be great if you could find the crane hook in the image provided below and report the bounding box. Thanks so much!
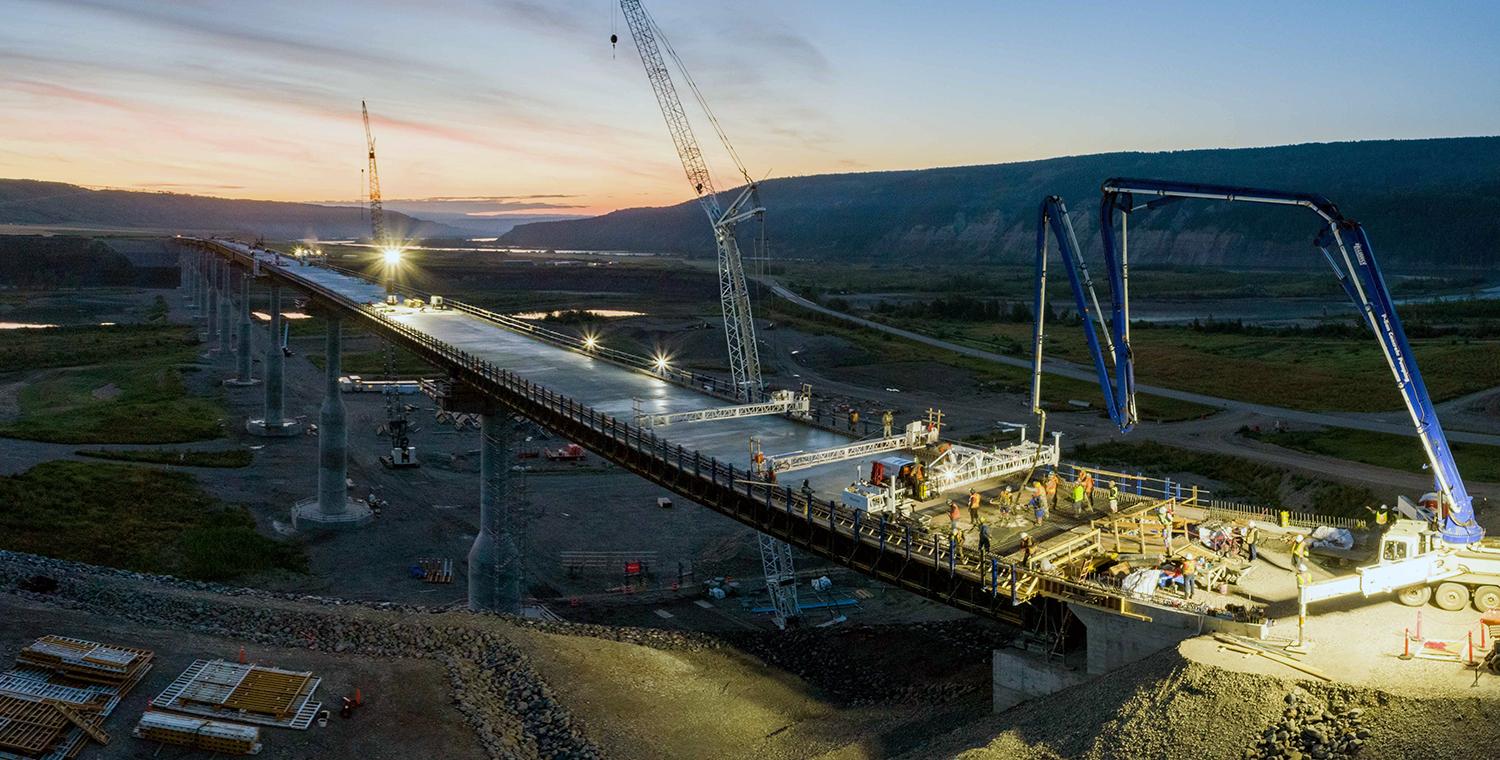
[610,33,618,47]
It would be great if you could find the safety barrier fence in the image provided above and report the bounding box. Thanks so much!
[197,239,1146,624]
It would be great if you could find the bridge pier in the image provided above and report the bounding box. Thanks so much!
[217,260,232,354]
[469,410,522,613]
[225,272,259,387]
[246,282,303,437]
[192,252,205,315]
[294,315,372,530]
[205,257,220,347]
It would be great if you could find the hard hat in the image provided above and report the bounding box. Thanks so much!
[1020,532,1029,538]
[1293,534,1304,542]
[1297,562,1308,572]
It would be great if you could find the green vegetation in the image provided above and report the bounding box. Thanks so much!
[762,299,1215,423]
[0,325,224,444]
[876,315,1500,413]
[0,461,304,581]
[77,448,253,468]
[1242,427,1500,483]
[1070,440,1377,518]
[0,323,197,370]
[306,346,434,378]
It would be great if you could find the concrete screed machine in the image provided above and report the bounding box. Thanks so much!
[1037,177,1496,616]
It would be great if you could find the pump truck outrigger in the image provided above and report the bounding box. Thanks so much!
[1071,176,1490,611]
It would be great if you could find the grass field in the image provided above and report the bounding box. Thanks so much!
[305,345,436,378]
[762,299,1216,423]
[0,324,225,443]
[900,318,1500,413]
[0,460,304,581]
[76,448,254,468]
[1242,427,1500,483]
[0,323,197,370]
[1070,440,1377,518]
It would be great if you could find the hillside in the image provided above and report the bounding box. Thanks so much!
[500,137,1500,268]
[0,179,460,240]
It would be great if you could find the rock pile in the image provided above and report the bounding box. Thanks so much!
[1250,691,1370,759]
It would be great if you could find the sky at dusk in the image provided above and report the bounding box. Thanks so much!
[1,0,1496,219]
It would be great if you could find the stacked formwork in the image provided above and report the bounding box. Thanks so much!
[0,636,154,760]
[133,711,262,755]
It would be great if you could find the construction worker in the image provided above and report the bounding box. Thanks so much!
[882,410,894,437]
[1245,524,1259,561]
[948,500,961,534]
[977,518,992,559]
[848,409,860,432]
[1291,533,1309,564]
[1020,532,1037,568]
[1080,471,1095,503]
[968,488,982,524]
[1365,504,1390,527]
[1031,494,1047,525]
[1107,481,1121,513]
[1045,472,1059,506]
[1156,502,1173,549]
[1294,561,1312,593]
[950,523,965,560]
[1181,555,1197,598]
[1072,481,1086,516]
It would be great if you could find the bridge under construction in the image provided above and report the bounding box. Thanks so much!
[180,236,1299,695]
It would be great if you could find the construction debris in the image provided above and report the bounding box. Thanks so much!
[133,711,262,755]
[412,558,454,584]
[0,635,153,760]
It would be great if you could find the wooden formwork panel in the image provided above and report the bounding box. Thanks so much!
[223,668,313,718]
[0,695,69,756]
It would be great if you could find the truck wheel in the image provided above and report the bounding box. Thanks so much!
[1397,585,1432,607]
[1434,582,1470,612]
[1473,585,1500,612]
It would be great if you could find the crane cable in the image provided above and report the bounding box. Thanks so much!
[639,5,753,187]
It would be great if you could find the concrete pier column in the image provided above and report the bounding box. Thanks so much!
[469,411,521,613]
[317,318,348,515]
[291,315,370,529]
[193,253,205,314]
[217,262,232,353]
[226,273,259,387]
[246,282,302,437]
[205,258,220,345]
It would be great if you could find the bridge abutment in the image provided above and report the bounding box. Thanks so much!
[991,602,1268,712]
[246,282,303,437]
[294,315,371,530]
[469,410,521,613]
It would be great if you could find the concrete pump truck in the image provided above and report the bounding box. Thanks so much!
[1039,177,1498,613]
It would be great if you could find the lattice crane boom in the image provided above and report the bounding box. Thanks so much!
[618,0,763,403]
[361,100,386,248]
[619,0,790,628]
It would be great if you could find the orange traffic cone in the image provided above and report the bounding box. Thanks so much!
[354,687,363,707]
[237,647,247,664]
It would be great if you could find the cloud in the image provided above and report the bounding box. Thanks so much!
[487,0,589,35]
